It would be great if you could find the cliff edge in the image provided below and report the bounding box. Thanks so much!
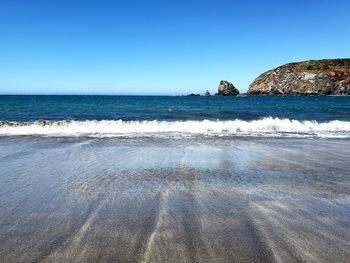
[248,59,350,95]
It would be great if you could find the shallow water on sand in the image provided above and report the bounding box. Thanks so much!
[0,137,349,263]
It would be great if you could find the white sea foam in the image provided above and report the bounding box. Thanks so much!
[0,117,350,138]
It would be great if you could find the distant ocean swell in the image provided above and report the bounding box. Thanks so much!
[0,117,350,138]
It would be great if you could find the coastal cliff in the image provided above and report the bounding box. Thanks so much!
[248,59,350,95]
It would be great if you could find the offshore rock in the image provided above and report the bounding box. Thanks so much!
[248,59,350,95]
[204,90,211,96]
[216,80,239,96]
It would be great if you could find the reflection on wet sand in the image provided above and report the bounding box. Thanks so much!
[0,137,349,262]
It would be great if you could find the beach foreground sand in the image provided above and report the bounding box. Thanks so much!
[0,137,349,262]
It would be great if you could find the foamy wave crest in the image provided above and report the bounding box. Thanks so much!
[0,118,350,138]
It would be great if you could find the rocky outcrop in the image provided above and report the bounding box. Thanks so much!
[248,59,350,95]
[204,90,211,96]
[187,93,200,96]
[216,80,239,96]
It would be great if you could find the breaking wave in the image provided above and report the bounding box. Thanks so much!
[0,117,350,138]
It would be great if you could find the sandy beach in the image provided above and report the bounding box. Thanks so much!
[0,136,349,262]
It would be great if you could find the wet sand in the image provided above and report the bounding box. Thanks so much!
[0,137,349,262]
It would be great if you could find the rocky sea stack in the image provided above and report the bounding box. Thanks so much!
[216,80,239,96]
[248,59,350,95]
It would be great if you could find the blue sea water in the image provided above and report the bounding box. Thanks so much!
[0,95,349,122]
[0,95,349,137]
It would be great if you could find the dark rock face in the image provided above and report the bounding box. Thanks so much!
[216,80,239,96]
[248,59,350,95]
[187,93,200,96]
[204,90,211,96]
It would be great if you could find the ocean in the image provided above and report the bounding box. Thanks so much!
[0,95,350,262]
[0,95,350,137]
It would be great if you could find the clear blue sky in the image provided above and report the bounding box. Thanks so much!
[0,0,349,95]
